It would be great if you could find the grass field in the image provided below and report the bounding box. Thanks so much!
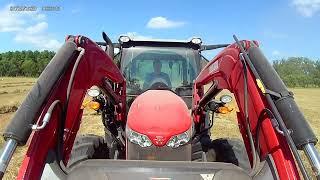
[0,77,320,179]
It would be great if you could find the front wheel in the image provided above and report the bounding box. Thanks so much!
[43,134,109,179]
[66,134,109,168]
[192,138,250,172]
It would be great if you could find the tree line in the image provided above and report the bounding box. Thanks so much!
[0,50,55,77]
[0,51,319,88]
[273,57,320,87]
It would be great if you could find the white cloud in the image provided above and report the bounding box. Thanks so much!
[35,14,46,21]
[292,0,320,17]
[147,16,185,29]
[0,4,62,51]
[25,22,48,34]
[14,34,61,50]
[272,50,281,56]
[14,23,61,51]
[120,32,184,42]
[122,32,153,40]
[0,4,25,32]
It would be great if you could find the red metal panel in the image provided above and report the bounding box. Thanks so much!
[127,90,191,147]
[193,41,299,179]
[16,36,300,179]
[17,36,126,179]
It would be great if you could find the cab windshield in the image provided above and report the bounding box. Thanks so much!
[121,46,198,95]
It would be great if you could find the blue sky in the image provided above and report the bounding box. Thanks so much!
[0,0,319,60]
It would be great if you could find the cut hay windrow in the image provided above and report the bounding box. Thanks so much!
[0,104,19,114]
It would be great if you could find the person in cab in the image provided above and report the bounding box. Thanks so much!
[143,60,172,89]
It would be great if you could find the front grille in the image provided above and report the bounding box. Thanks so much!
[127,141,191,161]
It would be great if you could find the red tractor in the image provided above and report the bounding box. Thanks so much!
[0,32,319,180]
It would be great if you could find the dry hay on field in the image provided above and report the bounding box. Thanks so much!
[0,104,19,114]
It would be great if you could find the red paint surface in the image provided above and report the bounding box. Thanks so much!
[16,36,300,180]
[193,40,300,179]
[127,90,191,146]
[17,35,126,179]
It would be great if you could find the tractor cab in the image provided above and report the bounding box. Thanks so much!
[115,36,205,108]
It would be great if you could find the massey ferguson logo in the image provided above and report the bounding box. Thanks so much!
[154,136,164,145]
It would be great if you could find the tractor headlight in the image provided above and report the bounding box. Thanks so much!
[119,36,130,43]
[190,38,202,45]
[87,86,101,97]
[126,127,152,147]
[220,95,232,103]
[167,127,192,148]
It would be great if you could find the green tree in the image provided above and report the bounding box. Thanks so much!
[0,50,55,77]
[0,60,19,76]
[273,57,319,87]
[21,59,38,76]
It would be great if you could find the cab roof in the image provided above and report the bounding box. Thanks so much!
[118,37,202,50]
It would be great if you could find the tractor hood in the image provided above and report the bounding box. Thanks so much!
[127,90,192,147]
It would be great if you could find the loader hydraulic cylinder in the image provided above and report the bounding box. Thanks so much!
[247,46,317,149]
[2,42,78,145]
[0,139,17,179]
[247,46,320,178]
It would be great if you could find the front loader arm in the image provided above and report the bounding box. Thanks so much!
[192,40,300,179]
[1,35,126,179]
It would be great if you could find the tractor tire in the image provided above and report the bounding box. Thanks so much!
[42,134,108,180]
[210,138,239,165]
[210,138,251,172]
[192,142,204,161]
[104,128,118,159]
[192,138,250,172]
[67,134,109,168]
[224,138,251,172]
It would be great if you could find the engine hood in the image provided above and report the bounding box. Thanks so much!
[127,90,192,147]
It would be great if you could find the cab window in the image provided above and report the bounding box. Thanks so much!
[121,47,198,94]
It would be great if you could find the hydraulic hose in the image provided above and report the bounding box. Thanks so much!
[239,53,260,176]
[67,47,85,100]
[55,46,85,175]
[31,100,61,130]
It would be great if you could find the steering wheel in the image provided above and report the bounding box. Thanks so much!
[149,82,169,89]
[148,77,170,90]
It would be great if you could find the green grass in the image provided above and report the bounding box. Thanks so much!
[0,77,319,179]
